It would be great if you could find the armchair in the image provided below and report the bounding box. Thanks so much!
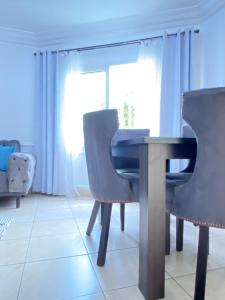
[0,140,36,208]
[166,87,225,299]
[83,109,140,266]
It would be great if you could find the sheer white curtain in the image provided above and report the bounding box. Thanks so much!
[137,29,197,138]
[137,38,163,136]
[160,29,196,137]
[34,51,83,196]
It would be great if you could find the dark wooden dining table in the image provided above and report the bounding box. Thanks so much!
[112,136,196,300]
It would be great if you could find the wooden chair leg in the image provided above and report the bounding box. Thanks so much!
[100,203,104,225]
[120,203,125,231]
[165,212,170,255]
[176,218,184,251]
[86,201,100,236]
[194,226,209,300]
[97,203,112,266]
[16,197,20,208]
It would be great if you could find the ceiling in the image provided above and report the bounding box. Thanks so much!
[0,0,200,33]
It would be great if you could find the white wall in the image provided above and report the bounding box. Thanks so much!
[200,8,225,87]
[0,42,36,150]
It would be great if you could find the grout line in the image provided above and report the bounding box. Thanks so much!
[170,277,193,299]
[68,199,107,299]
[3,195,225,300]
[16,198,38,300]
[87,252,107,299]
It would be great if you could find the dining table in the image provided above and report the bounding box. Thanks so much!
[112,136,196,300]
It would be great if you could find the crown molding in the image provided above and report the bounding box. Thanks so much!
[36,5,201,48]
[0,0,225,48]
[199,0,225,20]
[0,26,37,47]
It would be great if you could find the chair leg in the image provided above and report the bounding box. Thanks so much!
[120,203,125,231]
[194,226,209,300]
[86,201,100,236]
[16,197,20,208]
[97,203,112,266]
[165,212,170,255]
[176,218,184,251]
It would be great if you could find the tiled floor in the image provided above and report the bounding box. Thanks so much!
[0,195,225,300]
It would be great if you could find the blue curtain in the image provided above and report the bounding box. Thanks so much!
[160,29,197,137]
[33,51,82,196]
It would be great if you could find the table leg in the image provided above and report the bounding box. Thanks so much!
[139,144,166,300]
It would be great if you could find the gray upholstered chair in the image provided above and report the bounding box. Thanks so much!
[83,109,140,266]
[0,140,36,208]
[111,128,150,231]
[166,87,225,300]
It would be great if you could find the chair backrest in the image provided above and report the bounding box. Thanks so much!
[175,87,225,226]
[112,129,150,169]
[83,109,132,203]
[0,140,21,152]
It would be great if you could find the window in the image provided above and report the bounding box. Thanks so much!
[62,71,106,155]
[63,46,161,155]
[109,63,138,128]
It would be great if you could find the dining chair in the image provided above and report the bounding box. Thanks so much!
[111,128,150,231]
[166,87,225,300]
[83,109,139,266]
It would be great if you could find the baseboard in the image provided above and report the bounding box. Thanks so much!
[77,186,92,198]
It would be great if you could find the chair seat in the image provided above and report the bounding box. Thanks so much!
[166,172,192,186]
[117,169,192,186]
[116,168,139,178]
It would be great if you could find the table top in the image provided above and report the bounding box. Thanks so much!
[116,137,196,146]
[113,137,197,160]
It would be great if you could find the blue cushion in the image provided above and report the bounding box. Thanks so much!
[0,146,16,171]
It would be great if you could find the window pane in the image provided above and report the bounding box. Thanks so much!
[109,62,161,136]
[63,71,106,155]
[78,72,106,112]
[109,63,138,128]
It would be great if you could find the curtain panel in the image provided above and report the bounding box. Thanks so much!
[160,29,197,137]
[137,29,197,138]
[33,51,82,196]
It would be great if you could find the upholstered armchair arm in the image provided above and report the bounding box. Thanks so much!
[7,153,36,194]
[112,129,150,170]
[181,125,197,173]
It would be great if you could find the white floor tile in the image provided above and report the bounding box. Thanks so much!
[34,208,73,221]
[26,233,87,261]
[31,218,79,237]
[104,280,192,300]
[1,222,33,240]
[19,256,100,300]
[36,198,69,210]
[166,246,221,277]
[0,264,24,300]
[89,248,139,291]
[176,268,225,299]
[0,239,29,265]
[0,208,36,223]
[104,285,144,300]
[1,194,225,299]
[69,292,105,300]
[81,227,138,254]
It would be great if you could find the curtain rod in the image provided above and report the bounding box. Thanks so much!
[34,29,199,55]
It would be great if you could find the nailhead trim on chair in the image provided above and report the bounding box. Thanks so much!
[169,211,225,229]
